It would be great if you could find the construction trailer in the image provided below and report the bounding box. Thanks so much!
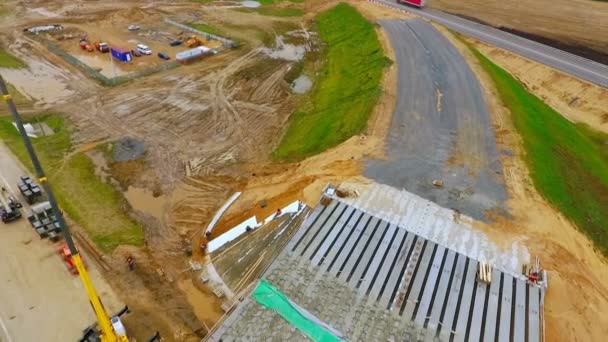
[176,46,213,64]
[398,0,426,8]
[111,47,132,63]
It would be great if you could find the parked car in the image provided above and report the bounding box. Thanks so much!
[158,52,170,60]
[131,49,142,57]
[169,40,182,47]
[136,44,152,55]
[128,25,140,31]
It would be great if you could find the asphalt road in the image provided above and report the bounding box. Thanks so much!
[373,0,608,88]
[0,141,122,342]
[366,19,507,220]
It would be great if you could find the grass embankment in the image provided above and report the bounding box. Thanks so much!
[464,41,608,255]
[0,48,25,68]
[274,3,387,160]
[0,114,144,252]
[236,7,304,17]
[187,23,226,37]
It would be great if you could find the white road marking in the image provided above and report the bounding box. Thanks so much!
[0,314,14,342]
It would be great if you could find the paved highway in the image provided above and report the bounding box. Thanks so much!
[372,0,608,88]
[366,19,507,221]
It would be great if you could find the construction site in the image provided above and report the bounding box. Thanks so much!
[0,0,607,341]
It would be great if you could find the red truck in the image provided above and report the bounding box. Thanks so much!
[398,0,426,8]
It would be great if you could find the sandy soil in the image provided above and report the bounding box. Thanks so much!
[430,0,608,56]
[440,26,608,342]
[471,40,608,134]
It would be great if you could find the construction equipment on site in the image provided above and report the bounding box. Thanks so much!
[59,242,86,274]
[95,42,110,53]
[0,75,160,342]
[27,201,62,241]
[1,184,22,223]
[185,35,203,48]
[17,175,43,204]
[80,40,94,52]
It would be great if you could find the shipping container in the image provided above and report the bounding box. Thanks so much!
[176,46,213,64]
[111,47,132,63]
[398,0,425,8]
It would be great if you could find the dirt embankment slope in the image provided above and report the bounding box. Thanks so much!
[430,0,608,61]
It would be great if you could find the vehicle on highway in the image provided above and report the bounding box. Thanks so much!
[137,43,152,55]
[131,49,142,57]
[397,0,425,7]
[158,52,170,60]
[128,24,140,31]
[169,40,182,47]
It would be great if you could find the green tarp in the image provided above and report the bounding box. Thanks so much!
[252,279,344,342]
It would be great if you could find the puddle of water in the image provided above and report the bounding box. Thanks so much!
[0,59,74,106]
[176,279,224,328]
[261,36,306,62]
[242,1,261,8]
[124,186,166,220]
[74,54,130,77]
[290,75,312,94]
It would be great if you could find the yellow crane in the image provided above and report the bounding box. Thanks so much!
[0,75,159,342]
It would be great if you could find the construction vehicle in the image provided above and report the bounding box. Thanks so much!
[59,243,86,275]
[95,42,110,53]
[397,0,426,8]
[0,75,160,342]
[1,184,22,223]
[185,35,203,48]
[80,40,94,52]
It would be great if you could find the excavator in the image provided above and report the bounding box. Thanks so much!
[0,76,161,342]
[185,35,203,48]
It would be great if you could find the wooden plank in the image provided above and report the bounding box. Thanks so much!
[310,206,355,266]
[377,232,416,308]
[337,217,381,282]
[467,280,488,341]
[513,279,527,342]
[328,214,373,276]
[437,253,467,341]
[347,221,392,288]
[424,249,456,341]
[498,274,513,342]
[528,285,541,342]
[483,269,502,342]
[321,210,364,269]
[414,245,446,326]
[292,200,338,255]
[452,258,478,342]
[401,242,436,320]
[301,203,349,261]
[287,203,326,252]
[366,228,407,301]
[357,224,398,295]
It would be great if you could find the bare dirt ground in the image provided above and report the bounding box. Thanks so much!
[430,0,608,61]
[440,27,608,342]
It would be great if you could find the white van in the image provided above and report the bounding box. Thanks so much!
[137,44,152,55]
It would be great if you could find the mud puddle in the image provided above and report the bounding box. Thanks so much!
[124,186,167,220]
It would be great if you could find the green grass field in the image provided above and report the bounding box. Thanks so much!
[465,42,608,256]
[0,48,26,68]
[0,114,144,252]
[236,7,304,17]
[273,3,387,160]
[187,22,225,37]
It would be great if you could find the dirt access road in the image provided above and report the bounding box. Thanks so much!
[366,19,507,221]
[0,141,123,342]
